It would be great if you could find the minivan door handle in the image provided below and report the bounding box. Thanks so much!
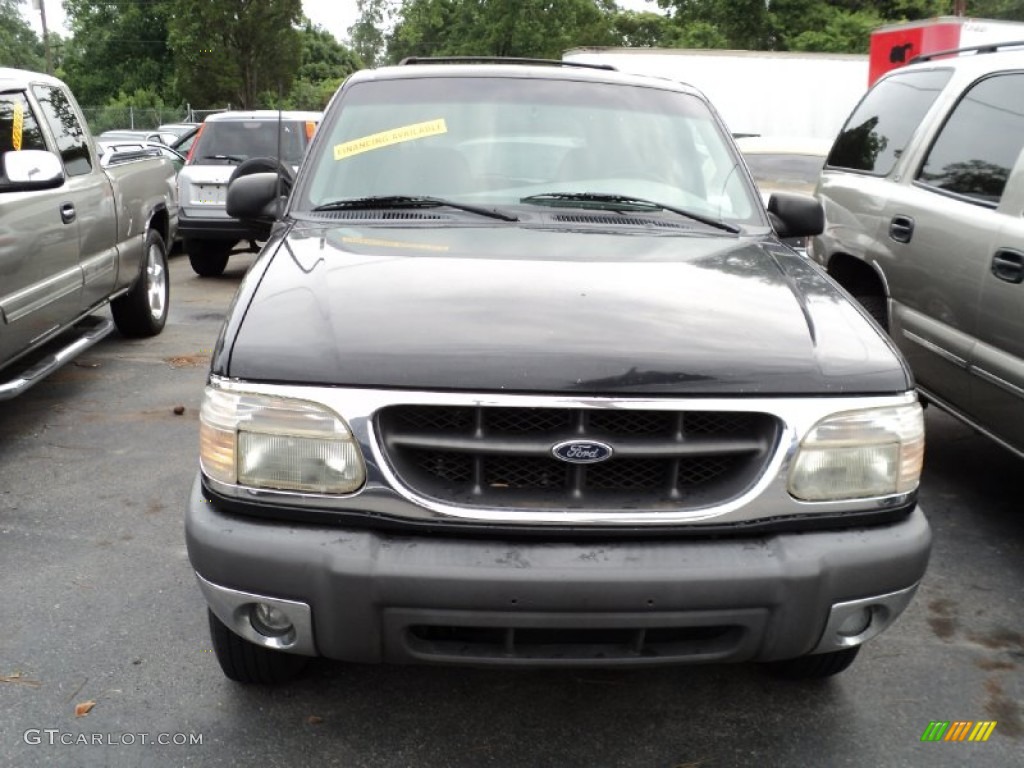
[992,248,1024,284]
[60,202,76,224]
[889,215,915,243]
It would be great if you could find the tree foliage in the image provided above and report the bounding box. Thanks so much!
[62,0,176,107]
[0,0,45,70]
[167,0,304,109]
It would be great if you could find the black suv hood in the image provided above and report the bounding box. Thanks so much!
[221,223,909,395]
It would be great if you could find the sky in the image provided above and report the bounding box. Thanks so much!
[22,0,660,45]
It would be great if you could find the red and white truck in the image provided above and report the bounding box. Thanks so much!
[870,16,1024,84]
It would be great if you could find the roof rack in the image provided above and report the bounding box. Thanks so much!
[398,56,617,71]
[908,39,1024,64]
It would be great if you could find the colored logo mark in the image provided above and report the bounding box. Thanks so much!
[921,721,997,742]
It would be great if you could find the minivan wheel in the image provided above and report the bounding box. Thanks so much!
[186,239,233,277]
[207,610,308,684]
[763,646,860,680]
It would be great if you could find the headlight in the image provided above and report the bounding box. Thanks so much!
[199,386,365,494]
[788,403,924,501]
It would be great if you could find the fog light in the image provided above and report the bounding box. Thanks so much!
[837,607,872,638]
[250,603,293,638]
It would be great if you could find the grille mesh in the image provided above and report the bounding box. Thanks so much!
[379,405,779,511]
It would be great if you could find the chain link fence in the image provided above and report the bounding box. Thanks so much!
[80,105,231,134]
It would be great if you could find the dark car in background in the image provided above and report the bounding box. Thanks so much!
[176,110,321,276]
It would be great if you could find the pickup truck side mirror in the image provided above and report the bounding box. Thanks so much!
[1,150,65,191]
[767,192,824,239]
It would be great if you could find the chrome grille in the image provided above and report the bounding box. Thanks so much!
[378,406,780,511]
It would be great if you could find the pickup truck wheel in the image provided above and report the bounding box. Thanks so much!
[110,229,168,337]
[186,240,232,277]
[763,646,860,680]
[207,610,308,685]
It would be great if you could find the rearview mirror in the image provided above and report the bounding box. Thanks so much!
[1,150,65,191]
[226,172,286,241]
[767,192,824,239]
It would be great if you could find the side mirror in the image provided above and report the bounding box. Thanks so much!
[1,150,65,191]
[767,192,824,239]
[226,172,286,241]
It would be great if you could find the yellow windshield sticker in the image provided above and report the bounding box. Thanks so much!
[341,235,449,253]
[12,102,24,151]
[334,119,447,161]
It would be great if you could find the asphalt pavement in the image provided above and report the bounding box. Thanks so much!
[1,251,1021,767]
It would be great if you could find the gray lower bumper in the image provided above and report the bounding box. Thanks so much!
[185,475,931,667]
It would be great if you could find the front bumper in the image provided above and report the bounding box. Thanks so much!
[186,475,931,667]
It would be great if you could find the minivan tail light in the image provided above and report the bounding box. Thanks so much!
[185,123,205,164]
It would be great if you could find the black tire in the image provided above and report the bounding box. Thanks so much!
[853,294,888,332]
[185,239,232,277]
[110,229,169,337]
[228,155,296,193]
[207,609,308,685]
[763,646,860,680]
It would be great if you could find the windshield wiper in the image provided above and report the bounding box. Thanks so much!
[519,192,740,233]
[312,195,518,222]
[201,154,246,163]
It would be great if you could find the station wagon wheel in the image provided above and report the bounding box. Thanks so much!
[186,239,233,277]
[207,609,308,685]
[110,229,169,337]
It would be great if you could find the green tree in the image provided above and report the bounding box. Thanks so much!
[351,0,398,68]
[167,0,303,109]
[361,0,620,64]
[273,22,364,110]
[0,0,45,70]
[62,0,177,108]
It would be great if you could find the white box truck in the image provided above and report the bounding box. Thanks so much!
[563,47,869,142]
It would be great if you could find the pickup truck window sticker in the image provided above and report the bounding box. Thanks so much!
[333,119,448,161]
[12,102,23,151]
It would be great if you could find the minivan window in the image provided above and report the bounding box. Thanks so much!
[916,73,1024,206]
[827,69,952,175]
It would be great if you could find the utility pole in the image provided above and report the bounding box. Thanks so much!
[953,0,967,16]
[33,0,54,74]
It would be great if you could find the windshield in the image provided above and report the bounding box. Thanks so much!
[297,74,761,226]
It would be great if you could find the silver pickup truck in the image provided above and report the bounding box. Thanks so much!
[0,68,178,399]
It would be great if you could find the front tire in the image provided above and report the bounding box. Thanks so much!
[763,646,861,680]
[111,229,169,337]
[207,610,308,685]
[185,239,233,277]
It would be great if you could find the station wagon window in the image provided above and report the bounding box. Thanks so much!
[31,84,92,176]
[0,92,47,158]
[915,73,1024,206]
[827,69,951,175]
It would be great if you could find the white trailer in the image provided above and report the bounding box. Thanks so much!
[563,47,869,142]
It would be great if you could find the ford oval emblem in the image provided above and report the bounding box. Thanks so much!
[551,440,614,464]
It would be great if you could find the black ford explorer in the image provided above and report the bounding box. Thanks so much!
[186,59,931,684]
